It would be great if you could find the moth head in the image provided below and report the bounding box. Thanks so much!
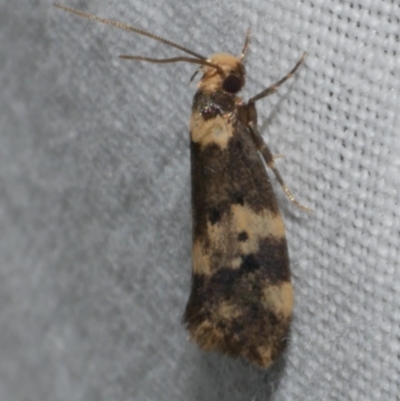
[199,53,246,95]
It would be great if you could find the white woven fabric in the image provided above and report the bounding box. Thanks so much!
[1,0,399,400]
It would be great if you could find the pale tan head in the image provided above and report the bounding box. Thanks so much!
[199,53,246,94]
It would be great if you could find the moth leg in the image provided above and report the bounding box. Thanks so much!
[249,52,306,103]
[273,154,286,161]
[248,123,312,212]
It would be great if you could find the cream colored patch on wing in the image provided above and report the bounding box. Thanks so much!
[207,205,285,258]
[215,300,242,321]
[192,240,212,275]
[230,204,286,255]
[253,346,273,368]
[261,282,293,319]
[189,319,224,350]
[205,205,285,251]
[190,113,234,150]
[231,257,242,269]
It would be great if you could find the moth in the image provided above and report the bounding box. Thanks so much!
[54,3,310,368]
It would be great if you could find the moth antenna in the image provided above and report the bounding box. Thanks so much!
[119,55,225,75]
[53,3,206,60]
[240,28,251,61]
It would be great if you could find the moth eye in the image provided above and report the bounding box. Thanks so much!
[223,74,243,93]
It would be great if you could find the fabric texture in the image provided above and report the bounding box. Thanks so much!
[1,0,399,400]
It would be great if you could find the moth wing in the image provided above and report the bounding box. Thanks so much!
[185,99,293,368]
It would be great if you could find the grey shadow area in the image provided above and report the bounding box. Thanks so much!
[182,342,290,401]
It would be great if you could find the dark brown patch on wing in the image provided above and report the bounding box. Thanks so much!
[240,238,290,282]
[231,191,245,205]
[192,90,236,120]
[184,273,207,327]
[208,207,224,225]
[237,231,248,242]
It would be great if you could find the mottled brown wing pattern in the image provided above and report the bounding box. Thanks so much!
[184,88,293,368]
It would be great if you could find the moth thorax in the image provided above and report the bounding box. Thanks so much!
[200,53,246,94]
